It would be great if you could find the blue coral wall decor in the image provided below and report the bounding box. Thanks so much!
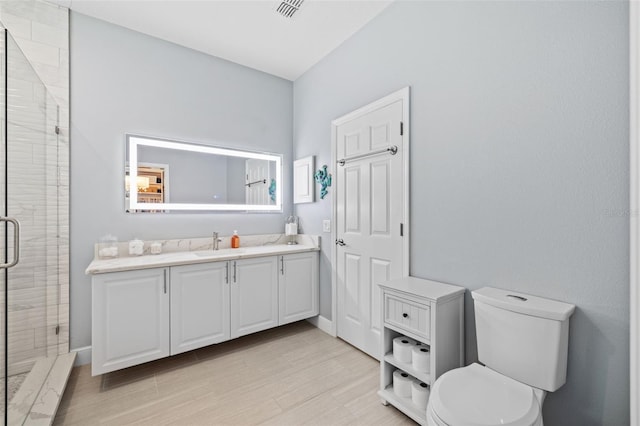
[268,178,276,202]
[314,165,332,200]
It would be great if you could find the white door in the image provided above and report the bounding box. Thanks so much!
[335,96,406,359]
[230,257,278,338]
[91,268,170,375]
[170,262,230,355]
[245,159,271,205]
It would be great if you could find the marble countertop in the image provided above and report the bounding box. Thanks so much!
[86,234,320,275]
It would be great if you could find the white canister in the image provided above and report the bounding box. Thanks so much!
[129,239,144,256]
[150,242,162,255]
[98,234,118,259]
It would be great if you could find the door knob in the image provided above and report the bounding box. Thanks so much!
[335,239,346,246]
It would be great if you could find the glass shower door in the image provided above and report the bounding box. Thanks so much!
[1,26,8,424]
[0,28,61,424]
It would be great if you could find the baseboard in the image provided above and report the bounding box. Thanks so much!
[306,315,335,336]
[71,346,92,366]
[71,319,334,366]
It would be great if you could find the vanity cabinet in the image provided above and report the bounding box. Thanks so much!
[378,277,465,425]
[279,252,319,325]
[230,257,279,338]
[91,251,319,375]
[92,268,169,376]
[170,262,230,355]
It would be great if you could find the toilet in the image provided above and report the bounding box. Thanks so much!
[426,287,575,426]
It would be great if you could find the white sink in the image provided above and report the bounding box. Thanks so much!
[192,249,245,257]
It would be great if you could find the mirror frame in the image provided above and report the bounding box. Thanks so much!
[126,134,283,212]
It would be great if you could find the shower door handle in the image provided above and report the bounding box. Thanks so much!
[0,217,20,269]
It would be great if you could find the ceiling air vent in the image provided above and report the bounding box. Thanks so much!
[276,0,304,19]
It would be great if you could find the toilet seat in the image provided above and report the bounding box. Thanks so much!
[428,363,541,426]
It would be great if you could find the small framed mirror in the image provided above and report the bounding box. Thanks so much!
[293,156,315,204]
[125,135,282,212]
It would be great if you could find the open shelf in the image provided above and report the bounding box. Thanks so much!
[384,352,432,385]
[378,385,427,425]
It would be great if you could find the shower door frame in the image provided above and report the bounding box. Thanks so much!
[0,27,68,424]
[631,2,639,425]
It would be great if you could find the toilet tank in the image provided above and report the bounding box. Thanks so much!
[472,287,575,392]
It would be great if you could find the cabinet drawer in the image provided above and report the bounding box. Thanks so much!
[384,294,431,339]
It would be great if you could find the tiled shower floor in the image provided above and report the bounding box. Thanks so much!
[0,372,29,417]
[9,372,28,400]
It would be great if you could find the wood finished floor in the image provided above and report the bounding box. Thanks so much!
[54,321,415,425]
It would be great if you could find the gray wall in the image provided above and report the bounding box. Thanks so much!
[293,1,629,425]
[70,13,293,351]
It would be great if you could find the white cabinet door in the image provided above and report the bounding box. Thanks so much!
[170,262,230,355]
[279,252,319,325]
[92,268,169,376]
[230,256,278,338]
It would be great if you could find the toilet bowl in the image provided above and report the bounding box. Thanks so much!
[426,363,545,426]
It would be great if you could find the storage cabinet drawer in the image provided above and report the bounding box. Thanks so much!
[384,294,431,339]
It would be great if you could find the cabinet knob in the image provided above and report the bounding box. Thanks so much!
[402,313,409,318]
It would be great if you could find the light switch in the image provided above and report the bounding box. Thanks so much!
[322,220,331,233]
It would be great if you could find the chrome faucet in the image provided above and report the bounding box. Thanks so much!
[213,232,221,250]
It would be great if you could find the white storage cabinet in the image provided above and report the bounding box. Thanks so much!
[378,277,465,425]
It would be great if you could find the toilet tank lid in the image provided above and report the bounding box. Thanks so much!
[472,287,575,321]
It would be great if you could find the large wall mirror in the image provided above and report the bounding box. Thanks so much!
[125,135,282,212]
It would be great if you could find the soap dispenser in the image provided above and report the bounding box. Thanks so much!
[231,230,240,249]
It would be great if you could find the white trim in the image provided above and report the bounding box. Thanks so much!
[631,2,639,424]
[75,317,335,370]
[306,315,334,336]
[71,345,92,366]
[330,86,411,339]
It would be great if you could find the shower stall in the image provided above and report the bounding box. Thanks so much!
[0,28,71,424]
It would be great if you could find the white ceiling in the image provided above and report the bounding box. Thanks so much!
[48,0,393,80]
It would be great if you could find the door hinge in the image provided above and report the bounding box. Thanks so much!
[400,223,404,237]
[55,325,60,335]
[400,122,403,136]
[55,125,60,135]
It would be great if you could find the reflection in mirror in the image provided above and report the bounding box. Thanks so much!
[125,163,169,212]
[125,135,282,212]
